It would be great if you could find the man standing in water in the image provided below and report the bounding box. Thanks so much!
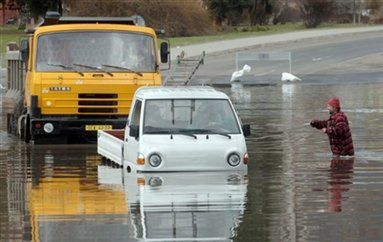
[310,97,354,157]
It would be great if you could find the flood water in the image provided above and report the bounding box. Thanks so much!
[1,81,383,241]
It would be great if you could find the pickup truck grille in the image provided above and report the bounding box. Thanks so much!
[78,93,118,114]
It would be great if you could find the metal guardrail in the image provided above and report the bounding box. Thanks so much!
[236,51,292,73]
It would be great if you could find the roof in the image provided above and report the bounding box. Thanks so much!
[56,17,136,25]
[33,23,156,36]
[134,86,229,100]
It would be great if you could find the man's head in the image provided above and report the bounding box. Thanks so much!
[327,97,340,114]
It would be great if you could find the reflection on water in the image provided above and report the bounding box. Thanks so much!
[123,171,247,241]
[0,145,130,241]
[2,82,383,241]
[0,144,247,241]
[326,158,354,213]
[225,82,383,242]
[230,83,251,103]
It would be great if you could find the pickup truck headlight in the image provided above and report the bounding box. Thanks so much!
[227,153,241,167]
[149,153,162,167]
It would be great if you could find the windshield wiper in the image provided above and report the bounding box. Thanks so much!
[172,132,197,139]
[73,63,113,77]
[47,63,84,76]
[190,129,232,139]
[145,128,197,139]
[102,64,143,77]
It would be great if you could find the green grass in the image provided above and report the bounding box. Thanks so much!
[169,22,376,47]
[169,23,305,46]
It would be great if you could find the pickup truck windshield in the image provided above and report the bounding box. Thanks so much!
[143,99,241,134]
[36,31,156,72]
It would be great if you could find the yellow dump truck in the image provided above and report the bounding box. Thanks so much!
[3,12,169,143]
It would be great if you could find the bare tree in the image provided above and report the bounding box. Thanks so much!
[299,0,334,28]
[249,0,274,25]
[272,0,301,24]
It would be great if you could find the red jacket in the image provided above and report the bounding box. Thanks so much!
[311,112,354,156]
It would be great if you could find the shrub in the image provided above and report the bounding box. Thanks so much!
[64,0,215,37]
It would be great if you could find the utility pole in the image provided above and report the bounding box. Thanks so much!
[353,0,356,24]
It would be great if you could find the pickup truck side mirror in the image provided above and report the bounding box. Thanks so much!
[242,124,251,137]
[160,42,169,63]
[129,125,139,139]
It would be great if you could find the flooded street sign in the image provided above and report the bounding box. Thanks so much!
[235,51,292,73]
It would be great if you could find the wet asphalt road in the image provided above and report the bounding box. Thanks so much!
[195,31,383,85]
[1,33,383,241]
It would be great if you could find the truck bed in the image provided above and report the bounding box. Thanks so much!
[97,130,125,166]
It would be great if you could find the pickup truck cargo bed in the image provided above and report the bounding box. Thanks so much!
[97,130,125,165]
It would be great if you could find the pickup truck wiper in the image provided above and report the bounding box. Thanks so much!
[172,132,197,139]
[145,129,197,139]
[47,63,84,76]
[73,63,114,77]
[189,129,232,139]
[102,64,143,77]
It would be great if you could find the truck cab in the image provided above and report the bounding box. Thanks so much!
[9,14,169,143]
[97,86,251,172]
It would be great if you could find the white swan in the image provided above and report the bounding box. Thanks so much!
[281,72,301,82]
[230,64,251,82]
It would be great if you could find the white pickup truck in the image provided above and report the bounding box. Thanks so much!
[97,86,250,172]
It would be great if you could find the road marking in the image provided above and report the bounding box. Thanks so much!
[312,56,330,62]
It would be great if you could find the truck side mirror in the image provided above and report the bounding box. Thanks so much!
[160,42,169,63]
[20,39,29,63]
[129,125,139,139]
[242,124,251,137]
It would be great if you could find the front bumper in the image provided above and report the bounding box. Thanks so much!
[30,117,126,136]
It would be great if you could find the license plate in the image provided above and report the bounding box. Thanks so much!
[85,125,113,131]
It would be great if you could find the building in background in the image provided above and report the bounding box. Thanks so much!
[0,0,20,25]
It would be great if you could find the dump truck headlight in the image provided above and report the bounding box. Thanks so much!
[43,123,54,133]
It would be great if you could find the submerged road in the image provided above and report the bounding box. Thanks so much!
[1,27,383,241]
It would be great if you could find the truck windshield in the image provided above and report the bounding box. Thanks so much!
[143,99,241,135]
[36,31,156,72]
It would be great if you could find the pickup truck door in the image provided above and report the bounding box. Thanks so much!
[124,99,142,164]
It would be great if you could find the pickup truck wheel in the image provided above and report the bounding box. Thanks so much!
[24,115,31,144]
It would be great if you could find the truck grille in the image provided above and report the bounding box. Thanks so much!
[79,94,118,99]
[78,101,118,106]
[78,93,118,114]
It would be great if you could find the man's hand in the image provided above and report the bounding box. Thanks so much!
[310,120,317,127]
[322,128,327,133]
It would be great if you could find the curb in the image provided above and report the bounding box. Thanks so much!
[170,25,383,60]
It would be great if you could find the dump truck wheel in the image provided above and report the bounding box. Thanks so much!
[24,115,31,144]
[7,114,13,134]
